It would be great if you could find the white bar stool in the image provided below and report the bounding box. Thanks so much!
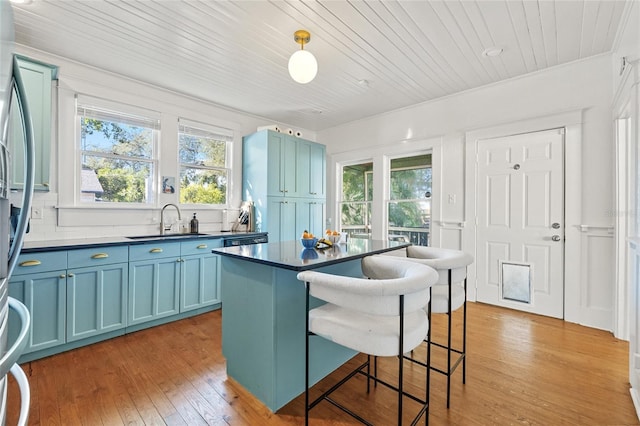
[298,255,439,425]
[404,246,474,408]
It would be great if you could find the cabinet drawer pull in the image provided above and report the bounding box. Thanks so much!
[197,244,208,249]
[91,253,109,259]
[19,260,41,267]
[149,248,163,253]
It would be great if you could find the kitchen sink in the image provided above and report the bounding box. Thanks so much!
[126,233,209,240]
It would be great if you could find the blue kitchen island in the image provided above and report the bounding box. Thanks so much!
[214,239,410,412]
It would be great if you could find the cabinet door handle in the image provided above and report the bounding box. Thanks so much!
[67,273,75,277]
[91,253,109,259]
[197,244,208,249]
[149,248,163,253]
[19,260,41,267]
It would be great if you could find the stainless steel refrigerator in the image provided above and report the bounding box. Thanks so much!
[0,0,35,424]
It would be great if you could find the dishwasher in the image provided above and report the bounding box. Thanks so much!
[223,234,268,247]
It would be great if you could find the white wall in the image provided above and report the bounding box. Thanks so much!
[319,54,615,331]
[12,45,315,241]
[611,0,640,416]
[13,41,618,331]
[320,53,613,227]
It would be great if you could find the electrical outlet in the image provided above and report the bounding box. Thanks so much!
[31,207,43,220]
[448,194,456,204]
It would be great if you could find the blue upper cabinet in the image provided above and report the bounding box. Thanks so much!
[9,56,57,191]
[297,138,326,199]
[265,132,298,197]
[243,130,326,241]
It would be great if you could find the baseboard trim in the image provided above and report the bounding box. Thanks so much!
[630,387,640,422]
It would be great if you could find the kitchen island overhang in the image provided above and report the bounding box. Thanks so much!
[214,239,410,412]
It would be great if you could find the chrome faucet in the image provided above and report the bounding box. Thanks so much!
[160,203,182,235]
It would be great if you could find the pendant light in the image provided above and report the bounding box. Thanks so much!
[288,30,318,84]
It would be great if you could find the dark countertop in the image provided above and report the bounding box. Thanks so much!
[20,231,268,253]
[213,239,410,272]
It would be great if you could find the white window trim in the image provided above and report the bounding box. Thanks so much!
[331,136,442,242]
[74,94,161,207]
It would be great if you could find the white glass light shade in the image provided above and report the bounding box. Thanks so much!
[288,50,318,84]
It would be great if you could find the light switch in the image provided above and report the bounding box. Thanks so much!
[448,194,456,204]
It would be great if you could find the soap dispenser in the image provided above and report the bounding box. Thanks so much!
[190,213,199,234]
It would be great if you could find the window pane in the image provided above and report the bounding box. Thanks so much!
[78,103,157,205]
[340,201,371,234]
[180,167,227,204]
[178,120,231,205]
[388,200,430,246]
[179,134,226,168]
[388,154,431,246]
[390,168,432,200]
[81,155,152,203]
[342,162,373,201]
[80,117,153,158]
[388,200,430,228]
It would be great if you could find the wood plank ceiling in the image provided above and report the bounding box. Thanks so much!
[11,0,628,131]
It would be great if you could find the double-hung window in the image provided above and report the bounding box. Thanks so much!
[77,98,159,204]
[388,154,432,245]
[339,162,373,238]
[178,118,231,205]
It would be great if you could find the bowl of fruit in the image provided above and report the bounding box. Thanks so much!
[325,229,342,245]
[300,230,318,249]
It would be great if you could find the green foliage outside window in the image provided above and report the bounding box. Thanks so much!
[340,163,373,233]
[389,165,432,228]
[80,116,154,203]
[96,167,148,203]
[178,126,229,205]
[180,184,225,204]
[340,155,432,239]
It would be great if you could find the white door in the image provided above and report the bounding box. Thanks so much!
[476,128,564,318]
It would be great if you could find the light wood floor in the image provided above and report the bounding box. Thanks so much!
[6,302,639,425]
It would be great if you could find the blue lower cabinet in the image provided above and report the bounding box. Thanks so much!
[7,237,229,361]
[180,238,222,312]
[66,263,128,342]
[128,256,181,326]
[9,269,66,354]
[181,253,220,312]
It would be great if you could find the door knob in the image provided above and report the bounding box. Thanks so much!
[551,235,561,242]
[552,223,560,229]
